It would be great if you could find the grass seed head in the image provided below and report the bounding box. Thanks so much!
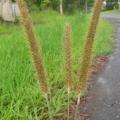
[16,0,48,96]
[77,0,103,95]
[64,23,73,92]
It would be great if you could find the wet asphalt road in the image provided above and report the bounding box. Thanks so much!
[87,14,120,120]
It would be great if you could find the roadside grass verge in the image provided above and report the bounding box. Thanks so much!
[102,10,120,14]
[0,11,114,119]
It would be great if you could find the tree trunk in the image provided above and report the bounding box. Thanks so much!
[0,0,4,19]
[0,1,2,18]
[118,0,120,10]
[60,0,63,15]
[2,0,15,22]
[85,0,88,14]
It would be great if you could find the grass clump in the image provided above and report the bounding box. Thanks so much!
[0,5,114,120]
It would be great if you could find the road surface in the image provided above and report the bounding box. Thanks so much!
[87,14,120,120]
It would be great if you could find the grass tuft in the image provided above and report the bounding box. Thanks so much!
[0,7,114,119]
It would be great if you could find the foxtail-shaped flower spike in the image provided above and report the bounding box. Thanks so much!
[64,23,73,120]
[64,23,72,93]
[75,1,103,120]
[77,0,103,95]
[16,0,48,96]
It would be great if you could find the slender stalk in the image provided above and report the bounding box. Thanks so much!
[67,90,70,120]
[74,0,103,119]
[16,0,53,119]
[64,23,73,120]
[45,95,53,120]
[74,96,80,120]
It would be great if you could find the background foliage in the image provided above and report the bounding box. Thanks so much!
[106,0,119,10]
[24,0,120,13]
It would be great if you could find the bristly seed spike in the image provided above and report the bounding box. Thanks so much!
[64,23,73,92]
[77,0,103,95]
[16,0,48,96]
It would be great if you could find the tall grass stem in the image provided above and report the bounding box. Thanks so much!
[67,90,70,120]
[64,23,72,120]
[45,95,53,120]
[16,0,52,119]
[75,0,103,119]
[74,96,81,120]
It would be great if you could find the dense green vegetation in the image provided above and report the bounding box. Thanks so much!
[22,0,120,13]
[106,0,119,10]
[26,0,94,12]
[0,11,114,119]
[102,9,120,14]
